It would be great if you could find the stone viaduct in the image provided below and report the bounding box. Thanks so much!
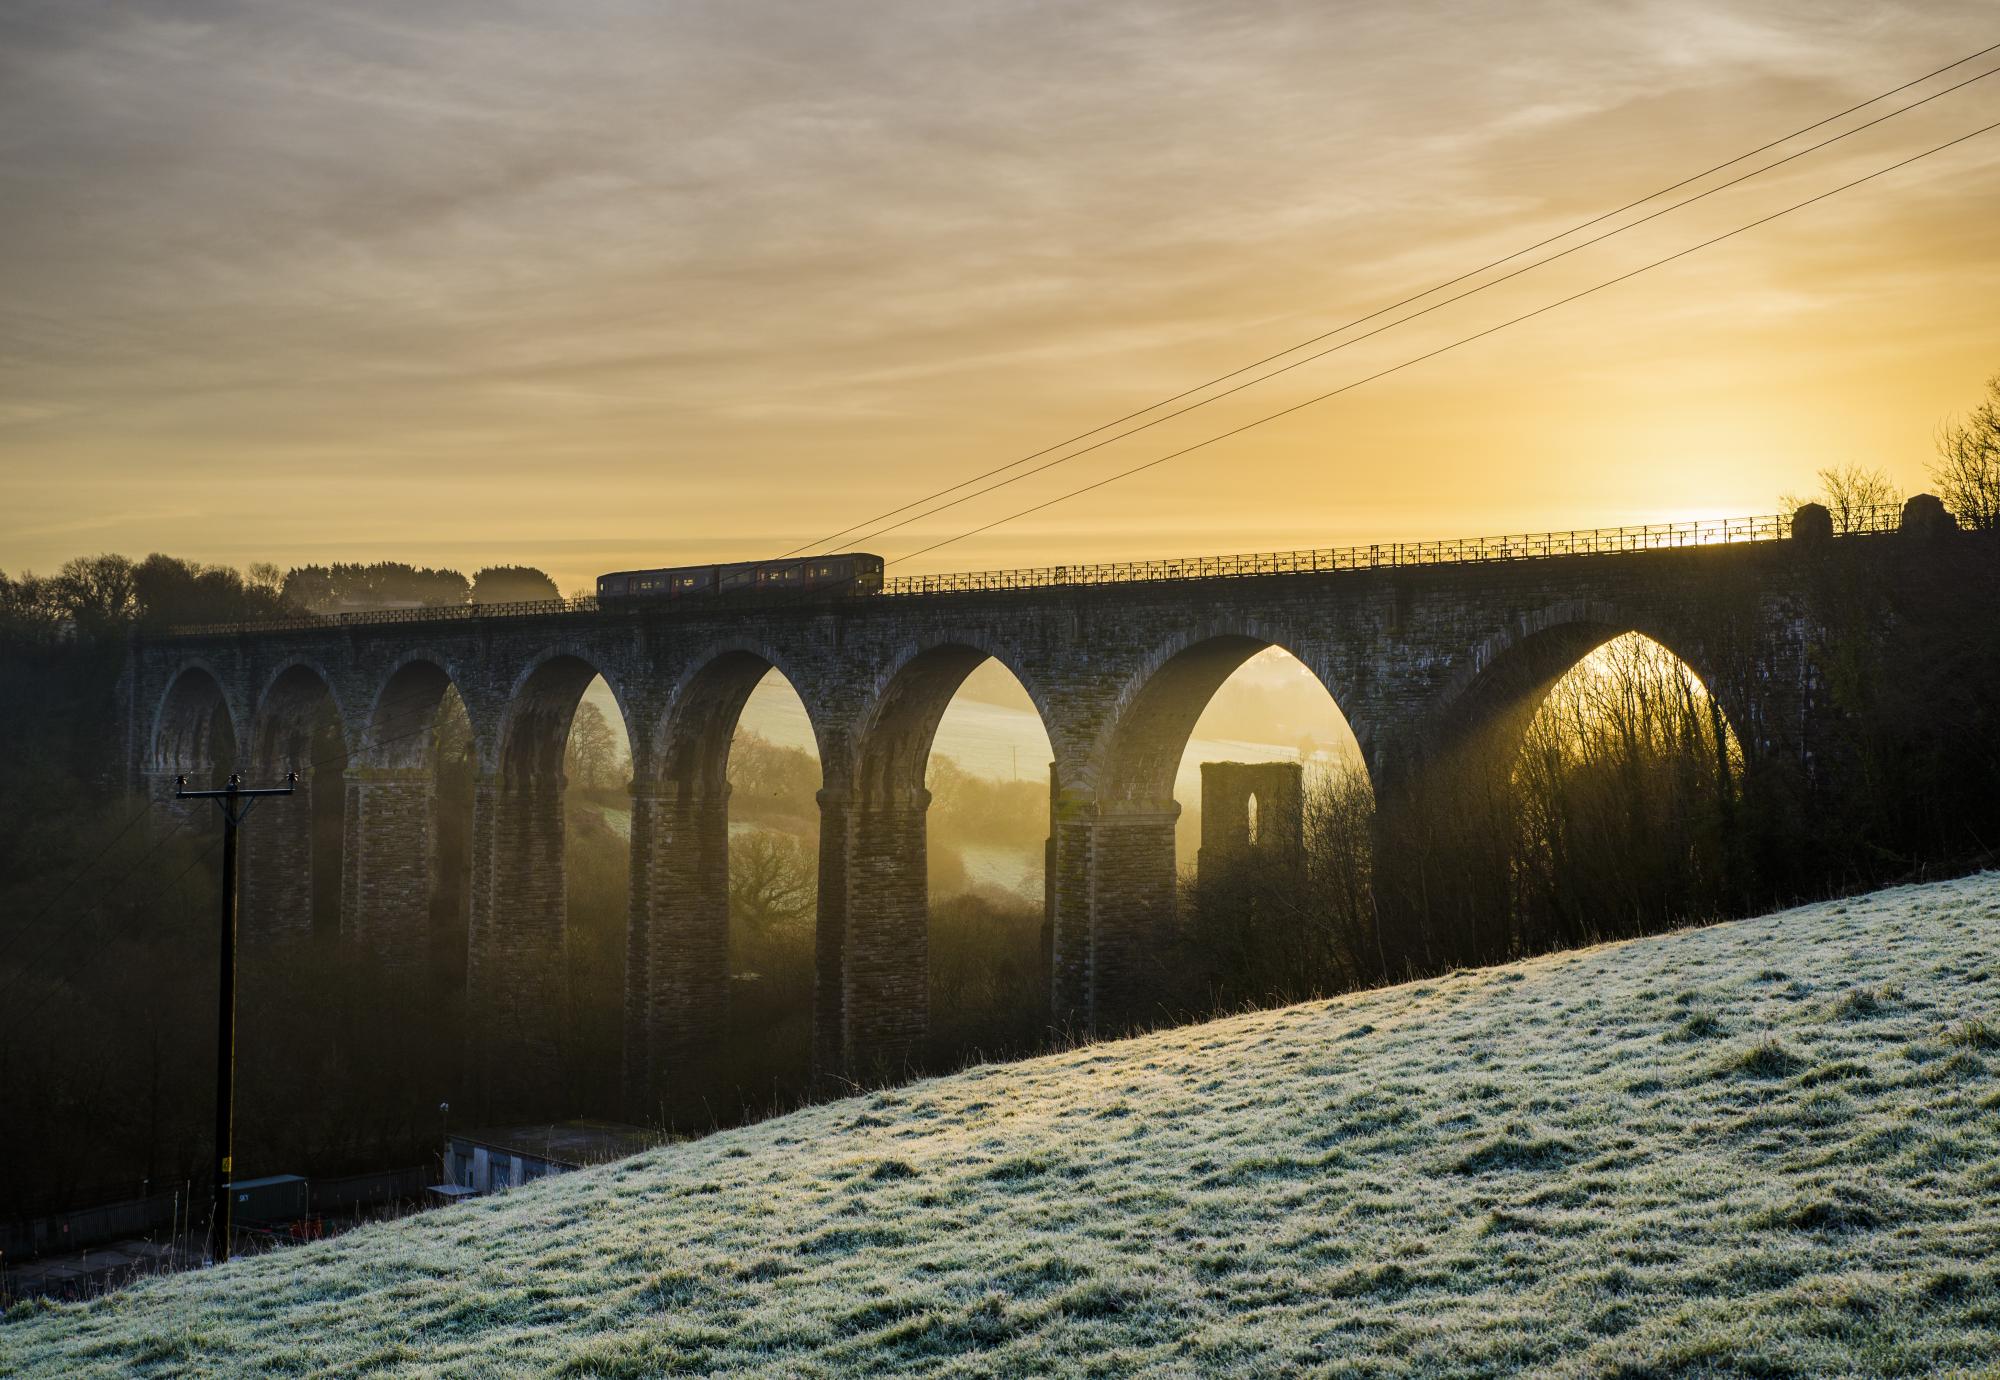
[121,508,1966,1113]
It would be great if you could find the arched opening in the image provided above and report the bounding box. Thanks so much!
[843,645,1057,1075]
[633,652,824,1123]
[1508,631,1742,950]
[1385,624,1746,972]
[561,673,634,1118]
[348,658,473,979]
[234,665,352,1177]
[473,653,632,1118]
[294,658,478,1167]
[924,658,1055,1065]
[1162,643,1371,1012]
[1165,645,1368,856]
[151,665,239,792]
[241,665,346,941]
[722,666,824,1115]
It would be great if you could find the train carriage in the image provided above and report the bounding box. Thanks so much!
[597,552,884,603]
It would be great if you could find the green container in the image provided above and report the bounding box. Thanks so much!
[230,1174,309,1225]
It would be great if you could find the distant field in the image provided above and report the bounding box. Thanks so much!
[7,875,1998,1378]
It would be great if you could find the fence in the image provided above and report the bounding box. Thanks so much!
[0,1167,433,1264]
[0,1191,180,1261]
[162,506,1908,637]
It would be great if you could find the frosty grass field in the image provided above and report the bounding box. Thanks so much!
[7,874,1998,1378]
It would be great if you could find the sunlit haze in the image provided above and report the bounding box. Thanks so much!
[4,1,1998,590]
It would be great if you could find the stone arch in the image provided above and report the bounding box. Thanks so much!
[1092,625,1371,806]
[852,635,1063,793]
[654,640,829,794]
[498,650,636,783]
[240,662,349,940]
[626,641,832,1115]
[1371,599,1751,977]
[470,648,637,1118]
[359,651,475,770]
[827,639,1059,1077]
[1424,598,1744,764]
[249,661,348,774]
[149,660,243,780]
[341,652,483,979]
[1053,627,1366,1035]
[854,639,1049,802]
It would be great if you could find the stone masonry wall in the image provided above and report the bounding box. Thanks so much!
[125,528,1991,1109]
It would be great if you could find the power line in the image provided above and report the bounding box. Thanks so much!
[779,38,2000,559]
[887,116,2000,569]
[837,59,2000,553]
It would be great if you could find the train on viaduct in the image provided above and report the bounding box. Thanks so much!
[122,500,1977,1113]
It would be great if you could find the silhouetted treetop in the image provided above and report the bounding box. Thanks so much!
[1933,373,2000,531]
[0,553,292,644]
[471,565,560,604]
[281,561,470,613]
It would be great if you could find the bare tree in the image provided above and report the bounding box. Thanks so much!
[1931,374,2000,531]
[728,831,816,937]
[1781,465,1903,534]
[52,554,137,633]
[564,701,624,790]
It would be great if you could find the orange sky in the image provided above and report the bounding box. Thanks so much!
[3,1,1997,593]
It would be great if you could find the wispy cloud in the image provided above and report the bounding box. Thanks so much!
[2,0,1995,586]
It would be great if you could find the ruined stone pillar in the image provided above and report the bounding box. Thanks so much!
[839,786,930,1077]
[623,781,731,1116]
[238,766,316,941]
[1049,795,1179,1036]
[340,766,434,973]
[466,772,567,1114]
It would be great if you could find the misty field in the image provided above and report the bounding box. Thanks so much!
[8,875,2000,1378]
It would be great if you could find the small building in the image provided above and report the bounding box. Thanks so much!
[440,1120,658,1197]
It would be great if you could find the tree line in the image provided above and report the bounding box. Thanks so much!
[0,554,562,644]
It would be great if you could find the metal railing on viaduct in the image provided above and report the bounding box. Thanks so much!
[162,508,1904,638]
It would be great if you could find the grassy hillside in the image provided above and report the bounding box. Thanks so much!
[8,875,1999,1378]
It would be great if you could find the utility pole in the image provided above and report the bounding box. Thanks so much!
[175,771,296,1265]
